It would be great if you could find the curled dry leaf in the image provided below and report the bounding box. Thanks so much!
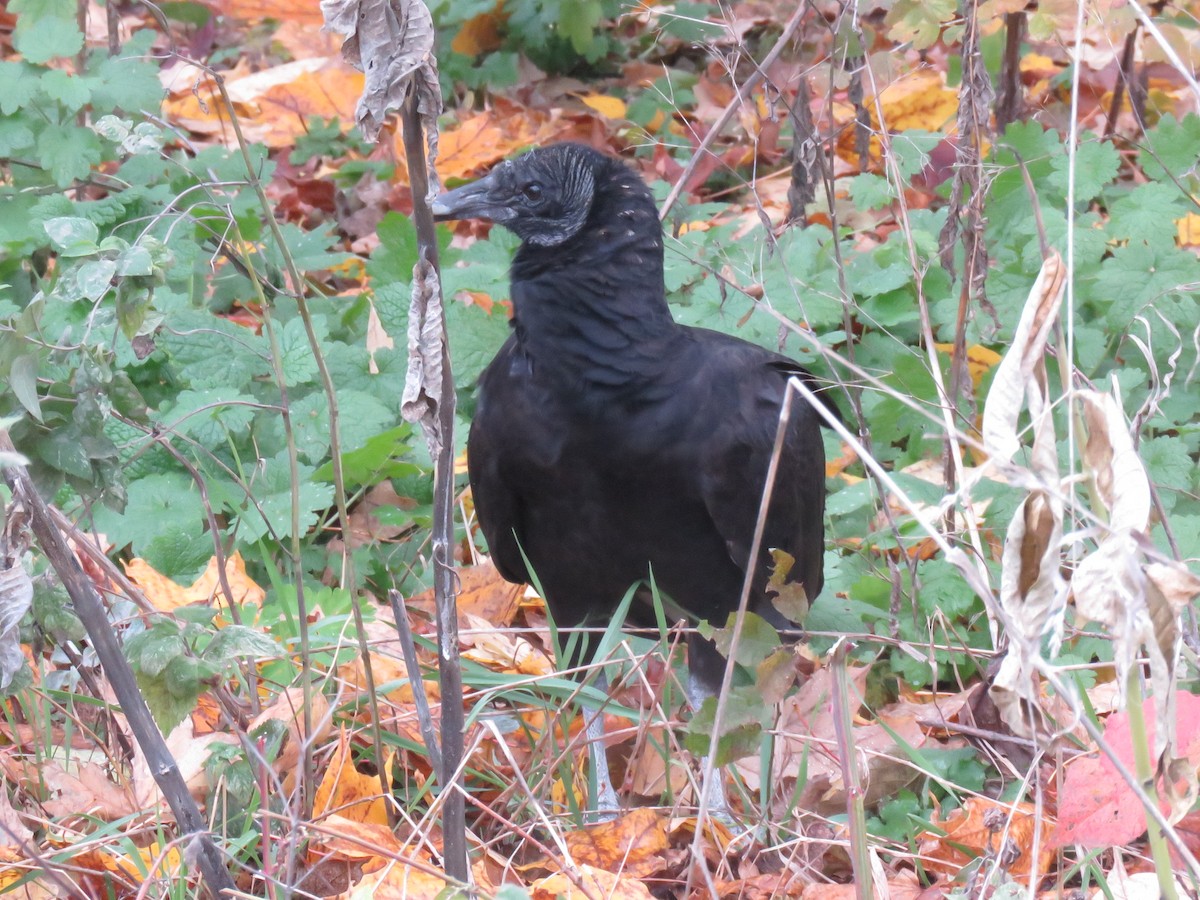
[321,0,442,148]
[1079,389,1152,533]
[401,257,446,457]
[980,251,1066,738]
[1071,389,1183,755]
[980,250,1064,466]
[130,718,239,811]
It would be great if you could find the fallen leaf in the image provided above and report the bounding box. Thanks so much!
[1056,691,1200,847]
[313,728,390,826]
[560,807,669,877]
[531,863,654,900]
[917,797,1055,879]
[451,3,505,56]
[578,93,627,119]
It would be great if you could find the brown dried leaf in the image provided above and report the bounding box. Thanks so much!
[401,258,445,457]
[627,726,689,797]
[1079,390,1151,532]
[251,685,333,791]
[984,252,1068,738]
[980,251,1064,466]
[124,552,265,611]
[559,808,669,878]
[130,718,239,810]
[322,0,441,146]
[917,798,1055,880]
[530,864,654,900]
[405,561,524,629]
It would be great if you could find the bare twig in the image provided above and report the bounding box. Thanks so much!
[388,589,442,776]
[995,12,1025,132]
[398,90,468,882]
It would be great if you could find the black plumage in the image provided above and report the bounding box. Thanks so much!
[432,143,830,807]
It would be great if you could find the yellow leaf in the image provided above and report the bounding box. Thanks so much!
[1178,212,1200,247]
[578,93,627,120]
[935,342,1003,389]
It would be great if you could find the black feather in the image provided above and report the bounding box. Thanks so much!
[434,142,831,699]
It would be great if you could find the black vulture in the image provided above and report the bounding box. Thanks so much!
[432,143,830,814]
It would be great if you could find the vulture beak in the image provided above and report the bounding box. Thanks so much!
[431,171,511,224]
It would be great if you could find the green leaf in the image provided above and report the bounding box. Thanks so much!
[159,310,271,389]
[849,173,894,211]
[0,62,40,115]
[37,428,92,479]
[849,245,912,299]
[89,51,165,114]
[560,0,602,53]
[41,70,92,111]
[277,316,320,386]
[1141,114,1200,180]
[229,453,333,544]
[75,259,117,300]
[8,355,42,422]
[916,558,978,619]
[42,217,100,257]
[706,611,781,669]
[133,669,198,733]
[0,116,35,155]
[32,582,85,642]
[1142,435,1194,493]
[36,123,102,188]
[683,686,767,765]
[312,424,419,485]
[164,655,221,697]
[160,388,257,448]
[445,298,513,388]
[885,0,957,50]
[205,625,281,663]
[127,623,186,677]
[116,245,154,276]
[90,472,204,556]
[13,14,82,64]
[141,527,213,583]
[1049,137,1119,202]
[1107,182,1191,250]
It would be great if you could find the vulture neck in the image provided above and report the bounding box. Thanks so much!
[509,180,681,393]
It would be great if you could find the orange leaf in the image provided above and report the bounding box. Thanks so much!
[917,797,1055,880]
[561,808,669,877]
[211,0,325,24]
[451,3,506,56]
[313,729,390,826]
[531,863,654,900]
[123,552,264,612]
[123,558,190,611]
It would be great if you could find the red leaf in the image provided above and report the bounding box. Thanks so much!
[1055,691,1200,848]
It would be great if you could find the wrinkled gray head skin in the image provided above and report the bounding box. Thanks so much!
[431,143,599,247]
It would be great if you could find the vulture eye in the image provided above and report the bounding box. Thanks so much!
[521,182,543,201]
